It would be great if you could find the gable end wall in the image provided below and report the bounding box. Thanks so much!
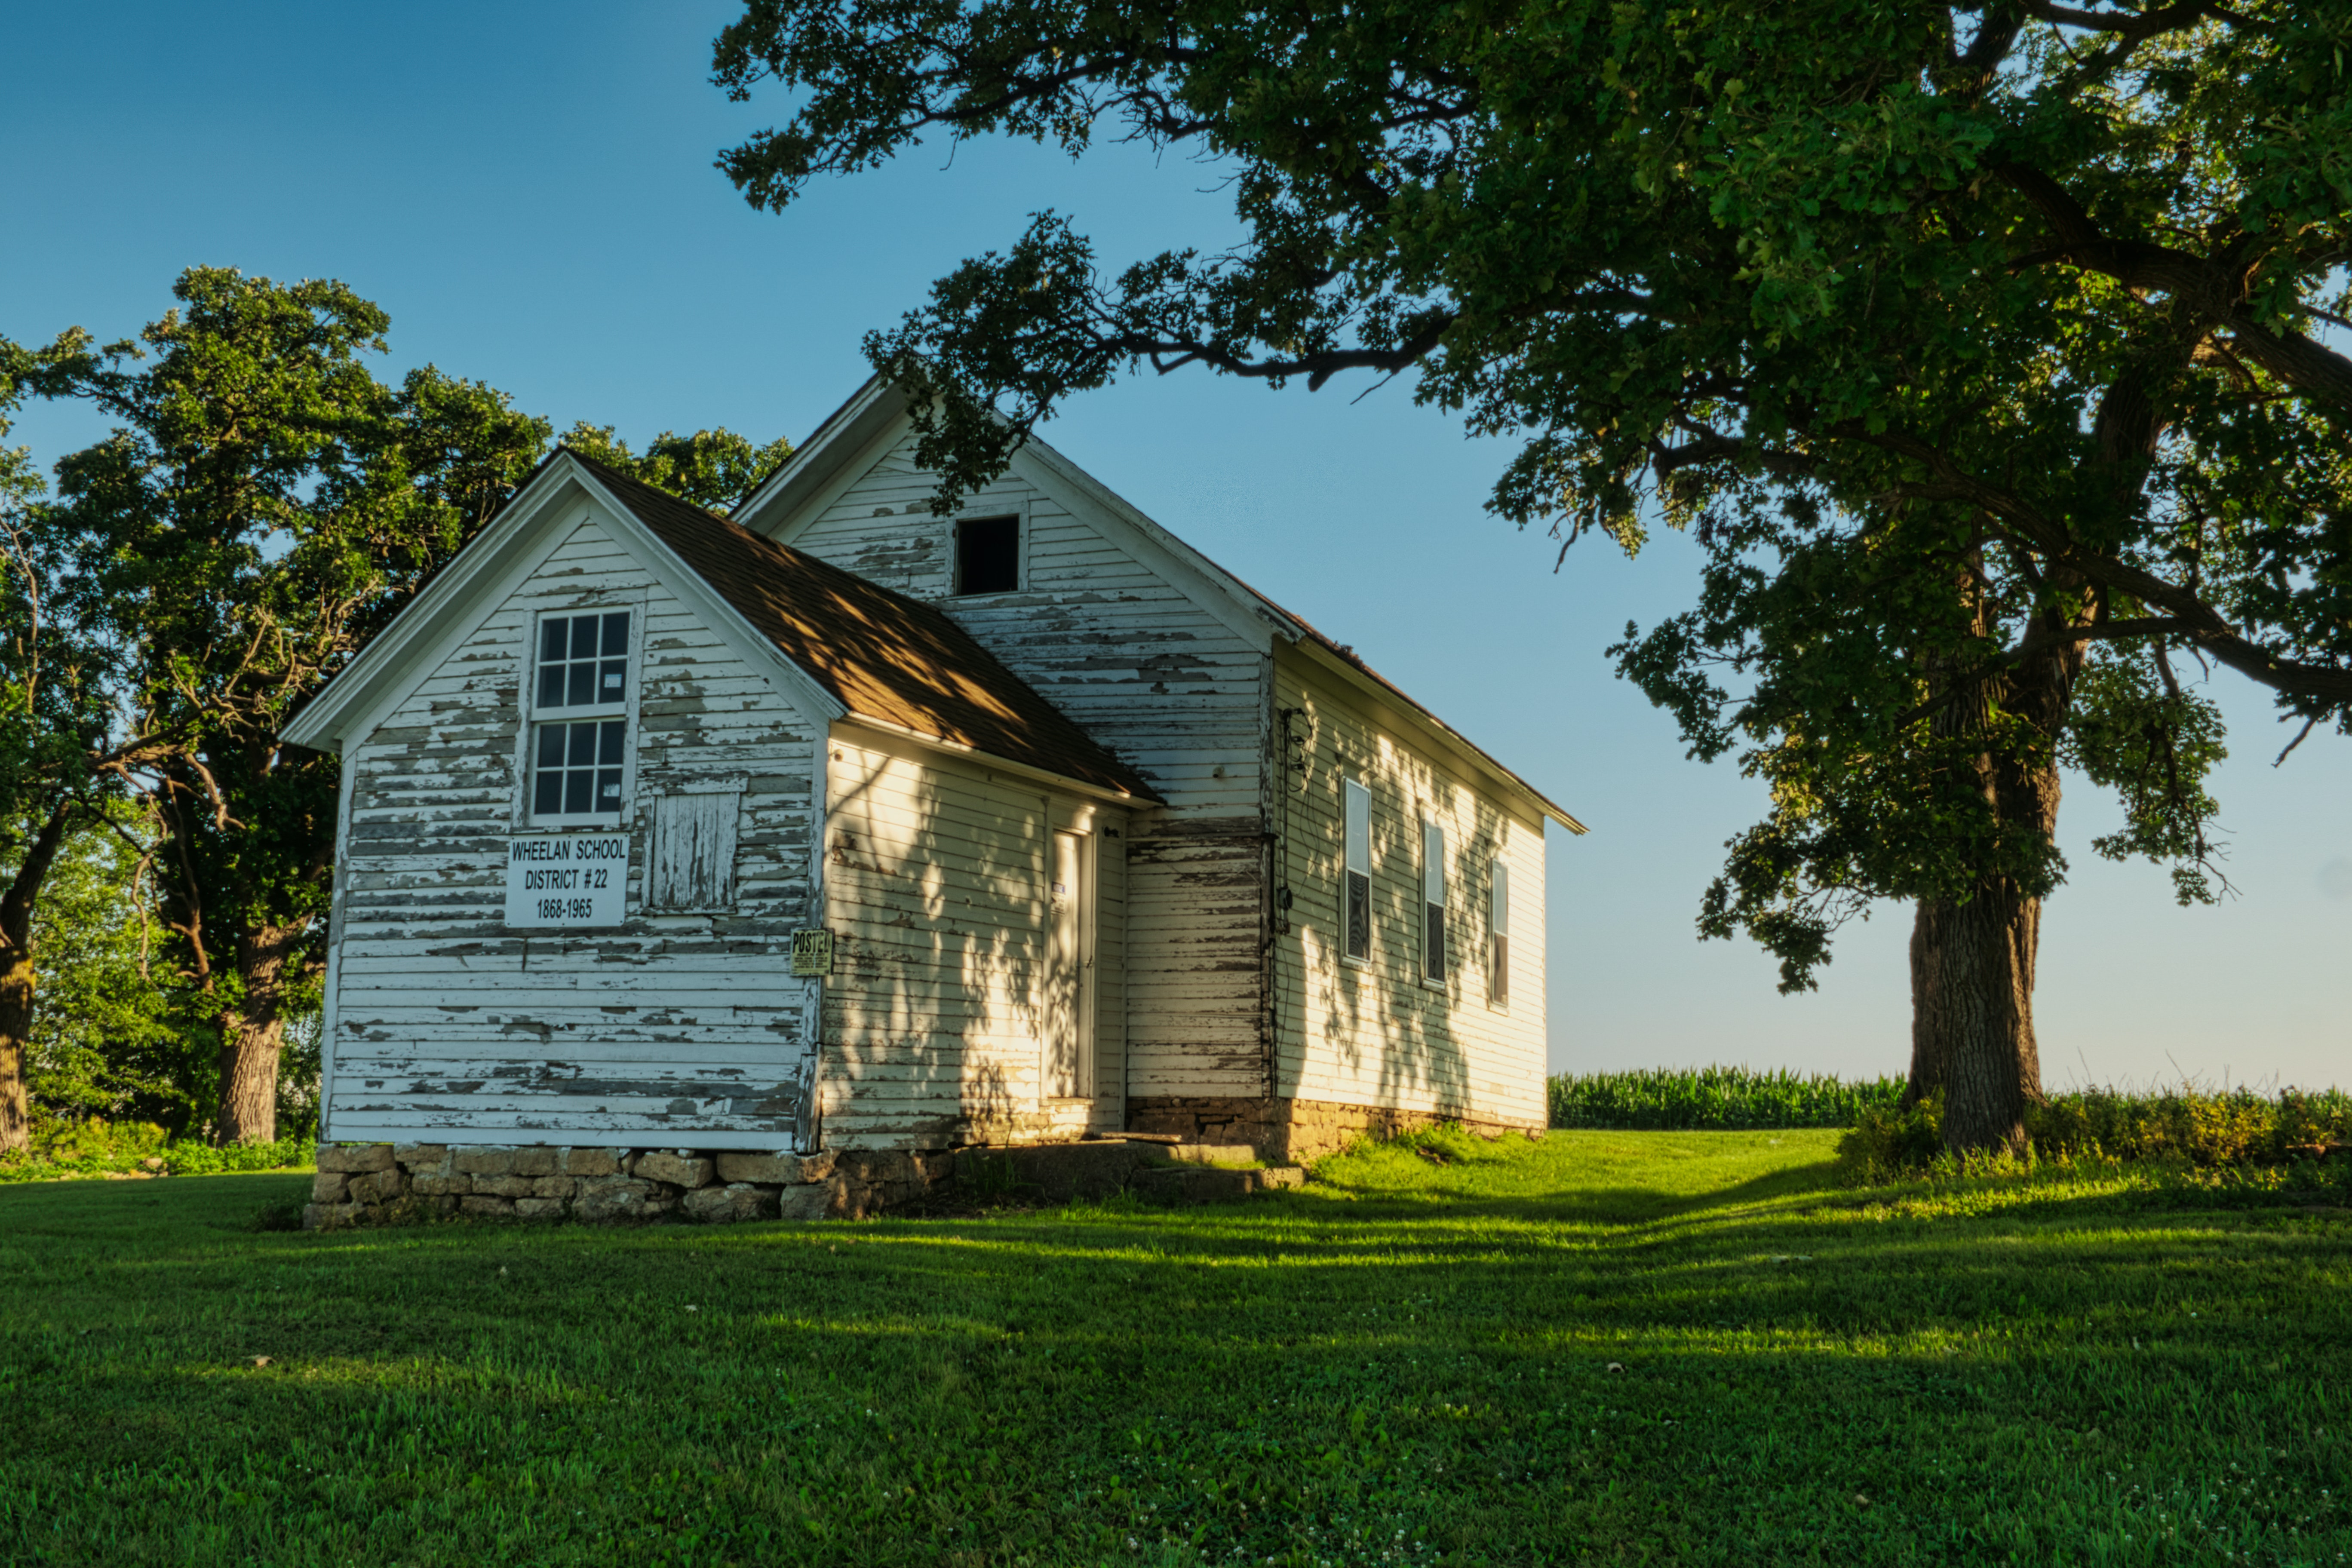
[326,509,826,1146]
[776,430,1273,1101]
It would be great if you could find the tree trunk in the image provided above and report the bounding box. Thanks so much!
[1903,569,2079,1155]
[1903,902,1947,1107]
[0,948,33,1155]
[1907,879,2045,1154]
[0,804,80,1154]
[1906,370,2158,1154]
[213,921,307,1145]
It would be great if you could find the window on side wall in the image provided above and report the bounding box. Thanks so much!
[1489,858,1509,1006]
[1422,820,1447,988]
[953,514,1020,595]
[529,608,631,824]
[1342,778,1371,964]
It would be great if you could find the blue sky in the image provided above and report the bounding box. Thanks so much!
[5,0,2345,1088]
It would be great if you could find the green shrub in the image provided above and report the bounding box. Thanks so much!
[2027,1085,2351,1166]
[1834,1085,2352,1180]
[1547,1066,1905,1130]
[0,1117,313,1184]
[1837,1095,1947,1178]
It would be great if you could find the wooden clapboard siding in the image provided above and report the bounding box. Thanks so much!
[821,727,1127,1145]
[1267,646,1549,1126]
[327,508,824,1144]
[1090,810,1129,1123]
[781,428,1272,1102]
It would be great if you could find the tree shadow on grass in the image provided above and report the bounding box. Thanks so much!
[10,1169,2350,1568]
[1298,1157,1856,1231]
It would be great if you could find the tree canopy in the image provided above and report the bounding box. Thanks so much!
[1,268,802,1144]
[712,0,2352,1148]
[23,270,553,1140]
[0,356,180,1151]
[561,423,795,514]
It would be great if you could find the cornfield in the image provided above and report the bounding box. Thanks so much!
[1546,1066,1905,1130]
[1545,1067,2352,1177]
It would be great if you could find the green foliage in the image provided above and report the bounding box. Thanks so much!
[1547,1065,1903,1129]
[2060,651,2232,904]
[0,1117,310,1182]
[40,265,555,968]
[1842,1083,2352,1180]
[15,268,554,1138]
[5,1136,2349,1563]
[17,815,193,1128]
[0,361,169,1151]
[561,423,794,514]
[0,430,118,814]
[711,0,2352,988]
[1838,1094,1955,1181]
[2033,1084,2352,1166]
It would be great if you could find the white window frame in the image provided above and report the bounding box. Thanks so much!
[949,502,1029,598]
[519,602,642,828]
[1488,856,1510,1009]
[1420,819,1448,991]
[1341,777,1372,968]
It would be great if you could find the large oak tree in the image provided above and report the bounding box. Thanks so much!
[0,373,182,1153]
[709,0,2352,1152]
[25,271,555,1141]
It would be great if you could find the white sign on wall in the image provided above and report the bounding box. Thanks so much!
[504,833,630,929]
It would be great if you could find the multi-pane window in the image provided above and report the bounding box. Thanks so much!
[1422,821,1447,985]
[1489,858,1509,1005]
[534,719,626,817]
[531,610,630,821]
[538,610,630,710]
[1342,779,1371,962]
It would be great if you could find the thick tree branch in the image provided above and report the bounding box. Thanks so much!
[1996,161,2352,418]
[1109,312,1455,392]
[2020,0,2273,37]
[1844,425,2352,710]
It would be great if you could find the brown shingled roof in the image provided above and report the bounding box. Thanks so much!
[568,451,1159,803]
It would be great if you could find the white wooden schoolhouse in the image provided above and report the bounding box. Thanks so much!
[285,376,1584,1190]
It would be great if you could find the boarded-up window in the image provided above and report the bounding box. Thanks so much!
[1489,858,1509,1005]
[644,787,741,912]
[1422,821,1447,985]
[1342,779,1371,962]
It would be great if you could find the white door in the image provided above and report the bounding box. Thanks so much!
[1045,830,1090,1098]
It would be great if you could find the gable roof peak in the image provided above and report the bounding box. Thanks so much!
[559,449,1157,802]
[733,382,1584,832]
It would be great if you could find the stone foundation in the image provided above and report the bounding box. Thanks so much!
[1126,1096,1545,1163]
[300,1135,1312,1228]
[303,1143,949,1230]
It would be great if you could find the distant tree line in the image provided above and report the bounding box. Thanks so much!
[0,268,789,1152]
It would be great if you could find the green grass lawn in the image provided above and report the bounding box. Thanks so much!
[3,1129,2346,1567]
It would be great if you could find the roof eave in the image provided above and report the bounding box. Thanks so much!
[280,451,581,752]
[560,461,853,729]
[1288,636,1588,835]
[730,375,907,535]
[833,713,1165,807]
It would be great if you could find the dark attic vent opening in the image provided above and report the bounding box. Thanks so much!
[955,515,1020,595]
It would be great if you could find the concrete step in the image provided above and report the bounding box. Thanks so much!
[1158,1144,1262,1166]
[1131,1163,1305,1204]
